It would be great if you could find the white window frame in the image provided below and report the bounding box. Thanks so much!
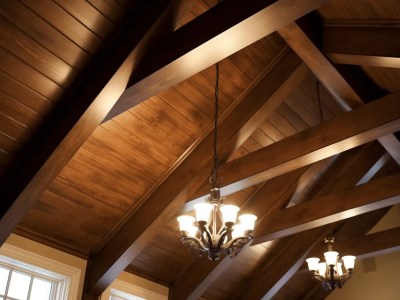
[0,240,82,300]
[101,272,168,300]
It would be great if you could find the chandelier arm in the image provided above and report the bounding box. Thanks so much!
[216,230,229,250]
[311,271,326,282]
[199,223,214,249]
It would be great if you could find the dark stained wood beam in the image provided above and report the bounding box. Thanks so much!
[104,0,332,121]
[84,50,303,296]
[309,226,400,260]
[238,142,387,299]
[189,90,400,201]
[278,22,400,165]
[253,173,400,244]
[0,0,191,245]
[236,228,327,300]
[323,22,400,68]
[176,142,387,299]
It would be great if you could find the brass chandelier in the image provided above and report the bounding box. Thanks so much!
[177,63,257,261]
[306,237,356,291]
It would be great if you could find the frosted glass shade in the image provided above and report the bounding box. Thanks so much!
[177,215,195,232]
[324,251,339,266]
[336,262,343,276]
[220,205,239,224]
[238,214,257,231]
[232,224,244,239]
[194,203,213,223]
[187,226,198,237]
[342,255,356,270]
[306,257,320,271]
[318,262,327,277]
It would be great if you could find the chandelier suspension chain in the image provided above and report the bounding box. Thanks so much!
[211,62,220,188]
[177,57,257,261]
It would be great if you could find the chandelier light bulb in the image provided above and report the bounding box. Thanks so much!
[238,214,257,232]
[194,203,213,223]
[220,204,240,225]
[342,255,356,270]
[318,262,327,277]
[324,251,339,266]
[336,262,343,276]
[177,215,196,233]
[306,257,320,272]
[232,224,244,239]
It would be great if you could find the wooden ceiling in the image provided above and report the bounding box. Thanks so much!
[1,0,400,299]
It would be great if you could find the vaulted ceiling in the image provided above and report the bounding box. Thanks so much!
[0,0,400,299]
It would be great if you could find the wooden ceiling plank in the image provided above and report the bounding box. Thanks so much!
[0,0,192,244]
[323,24,400,68]
[189,90,400,202]
[84,49,303,297]
[278,22,400,165]
[104,0,332,121]
[253,173,400,244]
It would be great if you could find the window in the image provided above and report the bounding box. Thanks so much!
[0,255,69,300]
[0,235,85,300]
[100,274,168,300]
[110,288,145,300]
[0,266,53,300]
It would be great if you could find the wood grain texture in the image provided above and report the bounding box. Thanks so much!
[254,173,400,244]
[191,91,400,201]
[105,0,330,120]
[85,49,302,295]
[324,24,400,68]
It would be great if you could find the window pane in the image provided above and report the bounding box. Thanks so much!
[0,267,10,294]
[8,271,31,300]
[30,278,52,300]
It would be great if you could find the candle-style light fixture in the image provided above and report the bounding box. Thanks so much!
[306,237,356,291]
[177,63,257,261]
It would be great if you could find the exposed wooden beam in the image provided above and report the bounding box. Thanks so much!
[104,0,331,121]
[236,229,326,300]
[323,22,400,68]
[309,226,400,260]
[237,142,386,299]
[189,90,400,202]
[253,173,400,244]
[0,0,186,245]
[84,50,302,296]
[278,21,400,165]
[181,144,385,299]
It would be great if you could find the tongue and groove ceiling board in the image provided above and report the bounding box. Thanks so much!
[0,0,399,299]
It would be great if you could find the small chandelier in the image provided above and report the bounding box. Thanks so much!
[177,63,257,261]
[306,237,356,291]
